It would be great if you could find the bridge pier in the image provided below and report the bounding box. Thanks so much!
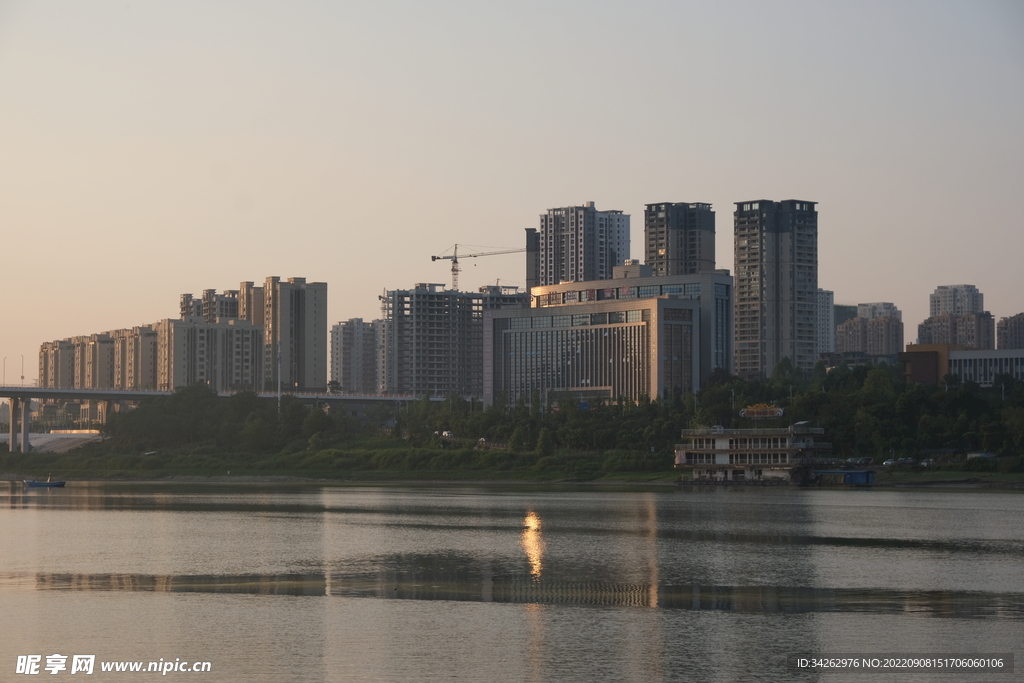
[8,397,18,453]
[7,397,30,453]
[20,398,29,452]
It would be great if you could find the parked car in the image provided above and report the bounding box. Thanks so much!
[919,458,935,467]
[897,457,916,465]
[883,459,897,466]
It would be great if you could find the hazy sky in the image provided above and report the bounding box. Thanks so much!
[1,0,1022,383]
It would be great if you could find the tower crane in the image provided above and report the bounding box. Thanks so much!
[431,244,526,290]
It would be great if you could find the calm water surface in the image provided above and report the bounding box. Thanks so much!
[1,482,1021,682]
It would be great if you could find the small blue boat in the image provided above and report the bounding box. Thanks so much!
[24,476,65,488]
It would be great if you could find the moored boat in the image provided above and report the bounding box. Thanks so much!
[24,475,66,488]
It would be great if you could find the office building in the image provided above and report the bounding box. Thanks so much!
[930,284,984,317]
[330,318,382,394]
[997,313,1024,350]
[644,202,715,276]
[381,284,529,397]
[536,202,629,286]
[816,289,835,355]
[484,268,733,404]
[948,349,1024,386]
[901,344,1024,387]
[733,200,818,379]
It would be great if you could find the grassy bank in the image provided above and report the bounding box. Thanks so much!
[0,435,679,483]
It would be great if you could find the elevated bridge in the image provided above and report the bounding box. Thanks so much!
[1,386,441,453]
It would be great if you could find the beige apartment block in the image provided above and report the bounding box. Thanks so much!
[263,277,327,392]
[110,326,158,390]
[330,318,382,395]
[918,312,994,350]
[154,317,264,392]
[866,315,904,356]
[837,313,903,357]
[38,340,75,389]
[930,284,984,317]
[997,313,1024,350]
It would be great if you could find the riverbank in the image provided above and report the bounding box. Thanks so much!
[4,469,1024,489]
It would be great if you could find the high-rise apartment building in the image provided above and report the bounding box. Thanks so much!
[997,313,1024,350]
[837,314,904,357]
[536,202,629,286]
[733,200,818,379]
[183,277,327,391]
[154,317,264,392]
[835,302,904,358]
[39,319,261,393]
[816,289,835,355]
[643,202,715,276]
[263,277,328,392]
[330,318,382,394]
[237,281,265,325]
[917,312,995,350]
[858,302,902,320]
[918,285,993,351]
[930,284,984,317]
[180,290,240,323]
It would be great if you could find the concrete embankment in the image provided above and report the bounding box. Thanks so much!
[0,433,103,453]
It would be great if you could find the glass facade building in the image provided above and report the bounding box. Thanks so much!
[484,271,732,404]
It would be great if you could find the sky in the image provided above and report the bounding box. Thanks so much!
[1,0,1022,384]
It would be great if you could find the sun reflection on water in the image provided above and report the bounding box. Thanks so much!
[521,510,545,579]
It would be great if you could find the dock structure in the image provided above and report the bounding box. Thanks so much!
[674,423,832,483]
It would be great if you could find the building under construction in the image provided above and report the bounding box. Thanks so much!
[379,284,528,397]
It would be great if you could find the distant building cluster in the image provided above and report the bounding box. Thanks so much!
[33,199,1024,415]
[38,276,327,395]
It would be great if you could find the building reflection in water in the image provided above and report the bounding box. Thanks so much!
[521,510,544,580]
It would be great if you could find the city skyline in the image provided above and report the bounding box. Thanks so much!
[1,1,1022,384]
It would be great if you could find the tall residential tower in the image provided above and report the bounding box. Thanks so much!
[643,202,715,276]
[733,200,818,379]
[536,202,629,286]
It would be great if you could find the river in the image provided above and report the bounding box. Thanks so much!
[1,482,1020,681]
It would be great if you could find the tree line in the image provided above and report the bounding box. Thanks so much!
[96,359,1024,463]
